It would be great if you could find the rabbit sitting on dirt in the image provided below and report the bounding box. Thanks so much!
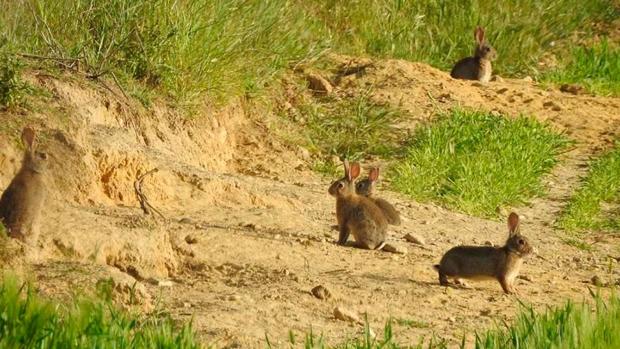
[355,167,401,226]
[0,127,48,242]
[434,213,533,294]
[328,160,387,250]
[450,26,497,82]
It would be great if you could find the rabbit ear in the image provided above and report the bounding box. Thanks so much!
[507,212,520,236]
[21,127,36,151]
[368,167,380,181]
[343,159,350,179]
[350,162,361,180]
[475,27,485,44]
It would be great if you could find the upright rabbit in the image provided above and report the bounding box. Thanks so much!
[0,127,48,242]
[328,160,387,249]
[434,213,533,294]
[355,167,401,225]
[450,26,497,82]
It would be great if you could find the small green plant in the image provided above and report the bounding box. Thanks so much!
[395,318,431,329]
[542,39,620,96]
[299,93,405,175]
[0,275,201,348]
[0,53,25,108]
[559,142,620,232]
[390,109,569,217]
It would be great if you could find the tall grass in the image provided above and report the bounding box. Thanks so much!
[542,39,620,96]
[0,276,201,348]
[0,0,617,107]
[559,142,620,232]
[299,0,617,76]
[390,109,569,217]
[0,0,325,106]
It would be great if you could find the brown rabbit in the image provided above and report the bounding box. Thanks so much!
[0,127,48,242]
[355,167,401,225]
[450,26,497,82]
[434,213,533,294]
[328,160,388,249]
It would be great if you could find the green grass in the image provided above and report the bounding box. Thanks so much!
[1,0,618,108]
[296,92,405,175]
[558,142,620,232]
[297,0,617,77]
[542,39,620,96]
[297,294,620,349]
[390,109,569,217]
[474,293,620,349]
[0,0,326,107]
[0,276,201,349]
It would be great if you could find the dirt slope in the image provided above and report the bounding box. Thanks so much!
[0,59,619,348]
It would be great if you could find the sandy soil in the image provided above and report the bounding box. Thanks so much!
[0,58,619,348]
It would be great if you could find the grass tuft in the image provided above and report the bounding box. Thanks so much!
[296,92,405,175]
[0,275,201,348]
[558,142,620,232]
[390,109,569,217]
[542,39,620,96]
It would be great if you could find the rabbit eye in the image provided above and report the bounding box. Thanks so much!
[338,182,345,189]
[518,239,525,245]
[37,152,48,160]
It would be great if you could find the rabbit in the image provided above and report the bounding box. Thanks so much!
[328,160,388,250]
[355,167,401,225]
[0,127,48,242]
[434,212,533,294]
[450,26,497,82]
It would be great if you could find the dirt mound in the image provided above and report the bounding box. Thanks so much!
[327,56,620,152]
[0,59,619,348]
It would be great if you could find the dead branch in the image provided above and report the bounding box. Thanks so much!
[134,168,165,219]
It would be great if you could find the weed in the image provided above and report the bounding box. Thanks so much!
[559,142,620,232]
[390,109,569,217]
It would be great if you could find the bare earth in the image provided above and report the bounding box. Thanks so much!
[1,58,619,348]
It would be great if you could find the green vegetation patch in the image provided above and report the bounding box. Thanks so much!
[542,39,620,96]
[475,294,620,349]
[297,93,405,175]
[390,109,569,217]
[559,142,620,232]
[0,276,200,348]
[294,294,620,348]
[300,0,617,77]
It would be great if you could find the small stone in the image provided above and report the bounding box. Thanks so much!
[491,75,504,83]
[591,275,604,287]
[522,76,533,82]
[306,72,333,95]
[404,233,425,246]
[183,302,192,308]
[560,83,585,95]
[480,309,492,316]
[334,306,361,324]
[484,241,494,246]
[382,242,407,255]
[447,316,456,323]
[158,280,174,287]
[311,285,331,300]
[185,234,198,244]
[228,295,241,301]
[496,87,509,94]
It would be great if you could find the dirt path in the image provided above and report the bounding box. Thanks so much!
[1,60,619,348]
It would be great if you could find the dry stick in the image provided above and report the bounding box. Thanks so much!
[134,168,165,219]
